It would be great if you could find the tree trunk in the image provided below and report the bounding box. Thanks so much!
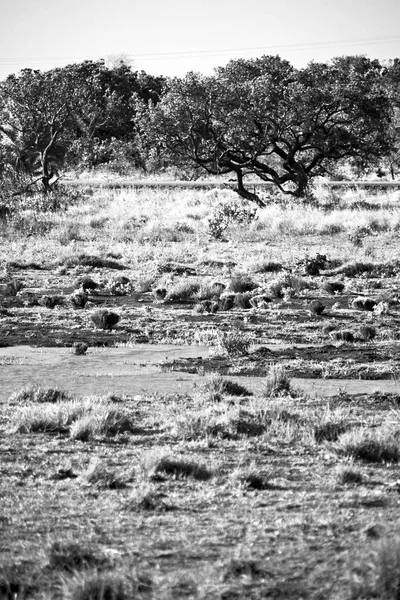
[234,170,266,208]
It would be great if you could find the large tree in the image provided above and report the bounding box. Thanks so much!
[0,61,167,189]
[0,66,89,190]
[141,55,393,205]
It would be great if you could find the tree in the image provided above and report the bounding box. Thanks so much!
[142,55,393,205]
[0,67,88,191]
[381,58,400,179]
[0,61,167,189]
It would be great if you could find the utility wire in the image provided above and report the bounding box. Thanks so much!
[0,33,399,66]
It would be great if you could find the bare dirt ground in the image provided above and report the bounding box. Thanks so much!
[2,187,400,598]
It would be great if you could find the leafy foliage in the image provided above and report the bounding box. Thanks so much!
[141,55,393,203]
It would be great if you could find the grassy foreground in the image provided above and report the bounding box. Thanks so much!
[1,183,400,598]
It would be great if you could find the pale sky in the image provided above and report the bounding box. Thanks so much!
[0,0,400,80]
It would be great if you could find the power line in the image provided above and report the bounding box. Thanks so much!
[0,33,399,67]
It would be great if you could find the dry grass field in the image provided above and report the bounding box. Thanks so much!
[1,183,400,599]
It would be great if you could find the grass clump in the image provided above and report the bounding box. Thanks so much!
[350,536,400,599]
[70,408,138,441]
[61,253,125,270]
[11,400,85,434]
[252,260,283,274]
[8,386,73,404]
[208,331,252,357]
[336,426,400,463]
[313,407,353,443]
[194,374,252,402]
[166,403,266,441]
[126,482,169,512]
[226,274,258,293]
[139,449,213,481]
[263,365,292,397]
[165,279,201,302]
[47,540,102,572]
[59,569,152,600]
[335,465,364,485]
[359,325,377,341]
[81,458,128,489]
[265,272,310,299]
[230,463,272,490]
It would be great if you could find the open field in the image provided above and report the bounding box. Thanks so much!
[1,184,400,598]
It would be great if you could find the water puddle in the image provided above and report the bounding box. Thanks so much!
[0,345,399,401]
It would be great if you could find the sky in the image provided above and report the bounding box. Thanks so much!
[0,0,400,80]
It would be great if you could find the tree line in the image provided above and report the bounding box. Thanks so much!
[0,55,399,205]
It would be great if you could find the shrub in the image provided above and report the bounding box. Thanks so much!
[208,197,257,239]
[8,386,73,404]
[81,458,128,489]
[70,408,138,441]
[139,449,213,481]
[61,253,125,270]
[335,465,364,485]
[194,374,252,402]
[297,252,328,275]
[336,427,400,462]
[330,330,355,343]
[359,325,377,341]
[266,273,310,299]
[166,280,201,302]
[253,260,283,274]
[125,482,167,512]
[263,365,292,397]
[47,540,102,572]
[152,457,213,481]
[207,331,252,357]
[226,274,258,293]
[59,569,151,600]
[323,280,345,295]
[350,536,400,599]
[11,401,84,434]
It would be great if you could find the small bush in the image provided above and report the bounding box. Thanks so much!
[266,273,310,299]
[359,325,377,341]
[263,365,292,397]
[350,536,400,599]
[208,331,252,357]
[335,465,364,485]
[297,253,328,275]
[91,309,120,330]
[166,404,265,440]
[59,570,151,600]
[253,260,283,274]
[152,457,213,481]
[323,280,345,295]
[48,540,101,572]
[226,274,258,294]
[166,280,201,302]
[336,427,400,462]
[139,449,213,481]
[8,386,72,404]
[61,253,125,270]
[314,421,350,443]
[330,330,355,343]
[11,401,84,434]
[81,458,128,489]
[230,464,272,490]
[194,374,252,402]
[351,297,377,311]
[70,408,138,441]
[126,482,168,512]
[208,198,257,239]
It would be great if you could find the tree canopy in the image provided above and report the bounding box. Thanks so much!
[0,55,399,201]
[142,55,394,205]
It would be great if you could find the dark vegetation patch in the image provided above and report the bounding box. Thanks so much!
[60,253,126,269]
